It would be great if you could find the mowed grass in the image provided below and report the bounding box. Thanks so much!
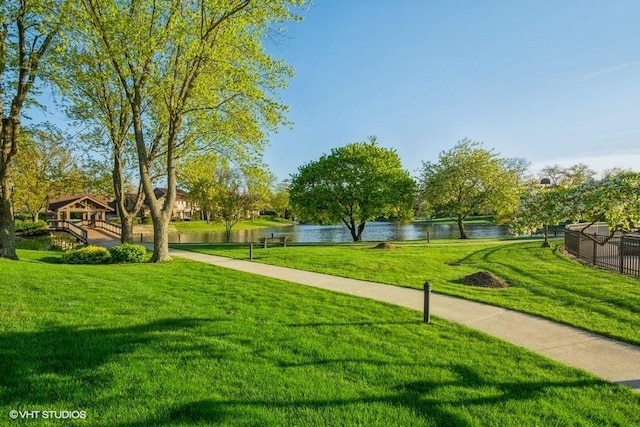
[173,240,640,346]
[173,217,293,232]
[1,250,638,426]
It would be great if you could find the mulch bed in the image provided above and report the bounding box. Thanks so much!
[371,242,397,250]
[460,271,509,288]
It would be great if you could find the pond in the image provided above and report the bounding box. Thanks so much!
[145,221,513,244]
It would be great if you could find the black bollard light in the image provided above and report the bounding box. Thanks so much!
[423,281,432,324]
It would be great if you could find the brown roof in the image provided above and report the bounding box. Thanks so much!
[48,194,114,212]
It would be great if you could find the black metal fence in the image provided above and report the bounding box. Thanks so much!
[564,228,640,278]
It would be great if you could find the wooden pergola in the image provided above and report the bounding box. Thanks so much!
[48,194,114,222]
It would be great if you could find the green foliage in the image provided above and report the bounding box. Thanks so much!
[516,170,640,243]
[64,0,306,262]
[419,139,525,239]
[290,137,416,241]
[15,236,52,251]
[13,126,85,221]
[61,245,111,265]
[14,219,48,233]
[270,181,291,218]
[109,243,147,263]
[512,185,569,235]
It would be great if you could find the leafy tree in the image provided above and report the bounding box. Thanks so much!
[565,170,640,243]
[512,185,569,247]
[178,153,218,222]
[0,0,67,259]
[540,163,596,188]
[75,0,304,261]
[289,138,415,242]
[244,166,276,220]
[270,181,291,219]
[55,37,145,243]
[13,127,82,221]
[418,139,524,239]
[213,164,251,243]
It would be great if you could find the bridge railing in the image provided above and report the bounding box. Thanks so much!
[92,220,122,237]
[48,220,88,244]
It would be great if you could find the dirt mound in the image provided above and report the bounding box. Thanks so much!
[371,242,396,250]
[461,271,509,288]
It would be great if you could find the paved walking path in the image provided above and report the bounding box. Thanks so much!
[168,248,640,391]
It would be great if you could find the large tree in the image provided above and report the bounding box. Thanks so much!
[178,152,219,222]
[55,39,145,243]
[289,138,415,242]
[0,0,65,259]
[13,127,82,221]
[418,139,524,239]
[76,0,303,261]
[565,170,640,244]
[213,163,251,243]
[512,185,569,247]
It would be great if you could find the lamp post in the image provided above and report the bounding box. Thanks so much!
[540,177,551,247]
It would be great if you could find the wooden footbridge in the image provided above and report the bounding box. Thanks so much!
[48,219,122,247]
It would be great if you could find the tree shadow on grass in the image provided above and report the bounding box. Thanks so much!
[286,320,423,328]
[0,317,228,407]
[111,363,606,427]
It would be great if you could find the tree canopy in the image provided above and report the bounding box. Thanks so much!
[0,0,67,259]
[418,139,525,239]
[289,138,415,242]
[69,0,305,261]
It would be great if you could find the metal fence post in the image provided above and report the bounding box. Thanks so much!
[423,281,432,324]
[620,236,625,274]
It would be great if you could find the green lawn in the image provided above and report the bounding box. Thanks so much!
[173,240,640,346]
[1,250,638,426]
[172,217,293,232]
[417,215,496,225]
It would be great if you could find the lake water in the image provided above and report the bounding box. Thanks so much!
[151,221,512,244]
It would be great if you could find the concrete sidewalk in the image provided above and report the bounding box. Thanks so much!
[167,248,640,391]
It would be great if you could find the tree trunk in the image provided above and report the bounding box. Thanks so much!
[224,222,232,243]
[0,190,17,260]
[457,215,468,239]
[120,214,135,244]
[346,218,366,242]
[355,222,366,241]
[150,213,171,262]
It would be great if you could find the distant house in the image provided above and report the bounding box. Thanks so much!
[135,188,198,220]
[48,194,114,222]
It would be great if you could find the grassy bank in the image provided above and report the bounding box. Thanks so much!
[173,240,640,346]
[0,250,638,426]
[134,217,293,234]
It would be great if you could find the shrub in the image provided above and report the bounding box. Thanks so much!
[61,245,112,265]
[15,236,52,251]
[14,219,48,233]
[109,243,147,263]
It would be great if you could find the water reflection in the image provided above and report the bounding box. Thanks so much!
[150,221,512,244]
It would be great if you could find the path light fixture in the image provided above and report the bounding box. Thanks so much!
[539,178,551,248]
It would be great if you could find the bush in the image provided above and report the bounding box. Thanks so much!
[14,219,48,233]
[15,236,52,251]
[61,245,112,265]
[109,243,147,263]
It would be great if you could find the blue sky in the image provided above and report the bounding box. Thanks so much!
[265,0,640,181]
